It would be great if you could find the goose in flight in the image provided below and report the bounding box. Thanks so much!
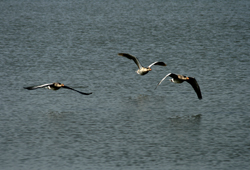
[155,73,202,99]
[118,53,166,75]
[24,82,92,95]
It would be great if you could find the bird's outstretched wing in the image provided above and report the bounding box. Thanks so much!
[118,53,143,69]
[155,73,176,89]
[186,77,202,99]
[148,61,166,68]
[62,86,92,95]
[23,83,54,90]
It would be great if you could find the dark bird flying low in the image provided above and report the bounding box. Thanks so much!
[155,73,202,100]
[24,82,92,95]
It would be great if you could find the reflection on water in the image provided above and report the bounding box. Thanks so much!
[46,111,69,120]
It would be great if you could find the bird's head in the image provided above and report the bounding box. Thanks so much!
[147,67,152,71]
[55,83,64,87]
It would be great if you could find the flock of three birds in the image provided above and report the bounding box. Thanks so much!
[24,53,202,100]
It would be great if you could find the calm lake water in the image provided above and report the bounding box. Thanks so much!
[1,0,250,169]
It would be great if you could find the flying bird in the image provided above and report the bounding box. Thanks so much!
[24,82,92,95]
[118,53,166,75]
[155,73,202,99]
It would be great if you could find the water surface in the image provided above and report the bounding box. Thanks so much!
[1,0,250,169]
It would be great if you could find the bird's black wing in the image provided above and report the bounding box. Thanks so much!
[62,86,92,95]
[118,53,143,69]
[168,73,179,79]
[186,77,202,99]
[23,83,53,90]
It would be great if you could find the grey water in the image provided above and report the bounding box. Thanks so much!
[1,0,250,169]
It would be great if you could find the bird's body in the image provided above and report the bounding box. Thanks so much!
[118,53,166,75]
[24,82,92,95]
[45,83,62,90]
[156,73,202,99]
[136,67,152,75]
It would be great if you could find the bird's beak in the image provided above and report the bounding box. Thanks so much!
[186,77,189,80]
[61,84,64,86]
[149,68,152,71]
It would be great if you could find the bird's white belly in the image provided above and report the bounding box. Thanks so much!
[45,86,58,90]
[45,86,51,89]
[173,79,184,83]
[137,70,148,75]
[136,68,149,75]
